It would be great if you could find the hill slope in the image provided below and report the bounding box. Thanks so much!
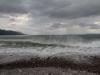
[0,29,24,35]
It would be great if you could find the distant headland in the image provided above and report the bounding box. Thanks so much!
[0,29,24,35]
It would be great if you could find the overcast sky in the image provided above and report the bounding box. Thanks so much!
[0,0,100,34]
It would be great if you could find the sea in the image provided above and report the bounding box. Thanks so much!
[0,34,100,64]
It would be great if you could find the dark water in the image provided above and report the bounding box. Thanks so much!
[0,34,100,47]
[0,34,100,64]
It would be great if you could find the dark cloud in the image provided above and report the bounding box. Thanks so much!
[0,0,100,34]
[1,0,100,18]
[30,0,70,16]
[0,5,28,14]
[31,0,100,19]
[0,0,28,14]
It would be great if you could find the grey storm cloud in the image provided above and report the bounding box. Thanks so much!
[0,0,100,34]
[30,0,100,19]
[0,5,28,14]
[1,0,100,18]
[0,0,28,14]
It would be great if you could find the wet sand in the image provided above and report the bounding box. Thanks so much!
[0,67,98,75]
[0,54,100,75]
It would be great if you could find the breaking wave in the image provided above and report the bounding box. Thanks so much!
[0,35,100,56]
[0,34,100,48]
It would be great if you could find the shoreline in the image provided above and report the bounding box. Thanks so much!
[0,55,100,74]
[0,67,98,75]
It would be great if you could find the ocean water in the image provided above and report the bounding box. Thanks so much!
[0,34,100,63]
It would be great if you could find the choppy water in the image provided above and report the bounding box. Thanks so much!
[0,34,100,63]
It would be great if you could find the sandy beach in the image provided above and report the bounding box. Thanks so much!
[0,67,98,75]
[0,54,99,75]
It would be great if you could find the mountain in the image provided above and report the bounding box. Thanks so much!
[0,29,24,35]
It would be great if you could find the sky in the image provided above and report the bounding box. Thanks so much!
[0,0,100,35]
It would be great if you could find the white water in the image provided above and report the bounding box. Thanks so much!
[0,35,100,63]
